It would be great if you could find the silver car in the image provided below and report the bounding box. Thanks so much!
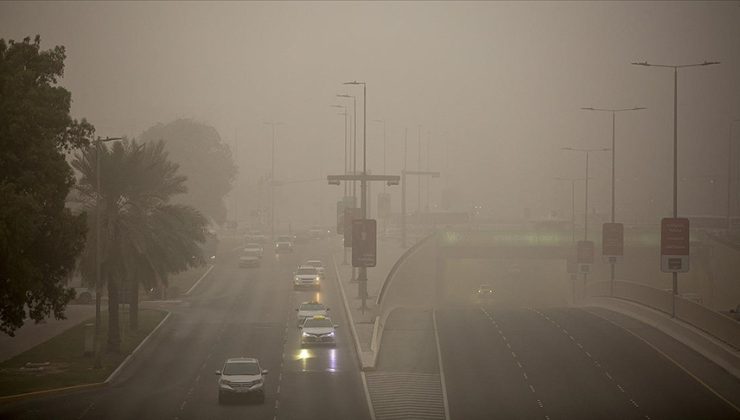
[300,316,338,346]
[215,357,268,404]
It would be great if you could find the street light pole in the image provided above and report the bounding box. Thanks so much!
[728,119,740,230]
[332,105,350,265]
[554,177,588,244]
[562,147,610,293]
[345,81,368,308]
[582,106,645,295]
[402,128,408,248]
[632,60,719,317]
[264,122,283,244]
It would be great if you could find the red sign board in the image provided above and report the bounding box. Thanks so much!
[661,218,690,256]
[661,217,690,273]
[577,240,594,264]
[602,223,624,257]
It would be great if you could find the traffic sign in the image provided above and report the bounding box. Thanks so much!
[661,217,690,273]
[577,240,594,264]
[352,219,377,267]
[602,222,624,261]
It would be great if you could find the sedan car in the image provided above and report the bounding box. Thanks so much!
[296,301,330,326]
[300,315,338,346]
[293,266,321,290]
[215,357,268,404]
[304,259,325,276]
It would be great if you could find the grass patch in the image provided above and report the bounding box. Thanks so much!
[0,308,166,397]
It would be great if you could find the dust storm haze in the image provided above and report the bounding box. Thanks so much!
[2,1,738,227]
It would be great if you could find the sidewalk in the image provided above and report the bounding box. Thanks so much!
[333,237,407,368]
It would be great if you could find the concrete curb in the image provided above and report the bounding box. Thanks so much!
[432,309,451,420]
[105,311,172,384]
[582,297,740,379]
[185,264,215,296]
[331,255,374,370]
[332,255,377,420]
[0,310,172,405]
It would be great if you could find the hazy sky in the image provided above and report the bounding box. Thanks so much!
[2,1,739,227]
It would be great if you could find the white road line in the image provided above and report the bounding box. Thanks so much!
[180,401,186,411]
[605,372,613,380]
[585,351,592,358]
[617,385,625,393]
[277,385,281,394]
[516,361,523,369]
[523,372,529,380]
[511,351,517,358]
[529,385,536,393]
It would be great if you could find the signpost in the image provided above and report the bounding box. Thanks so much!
[602,222,624,262]
[661,217,690,273]
[577,240,594,274]
[352,219,377,267]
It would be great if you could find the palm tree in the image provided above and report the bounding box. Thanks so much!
[73,139,207,352]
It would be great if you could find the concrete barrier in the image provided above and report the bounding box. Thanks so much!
[587,280,740,351]
[370,234,437,368]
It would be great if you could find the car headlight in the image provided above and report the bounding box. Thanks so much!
[302,332,310,337]
[220,379,233,386]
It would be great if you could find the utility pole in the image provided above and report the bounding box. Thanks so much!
[402,128,408,248]
[728,118,740,230]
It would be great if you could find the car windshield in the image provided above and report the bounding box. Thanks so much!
[304,318,332,328]
[223,361,260,375]
[300,303,325,311]
[479,285,492,291]
[297,268,317,275]
[306,261,323,267]
[245,244,261,249]
[278,236,292,241]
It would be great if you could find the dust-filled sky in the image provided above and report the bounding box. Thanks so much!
[2,1,739,228]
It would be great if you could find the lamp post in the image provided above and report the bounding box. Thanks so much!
[332,105,350,265]
[728,118,740,230]
[93,135,123,367]
[372,119,387,192]
[632,60,719,317]
[337,94,357,199]
[562,147,610,295]
[581,106,645,295]
[344,81,367,301]
[554,177,588,244]
[264,122,283,244]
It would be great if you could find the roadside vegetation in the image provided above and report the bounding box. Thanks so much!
[0,309,166,397]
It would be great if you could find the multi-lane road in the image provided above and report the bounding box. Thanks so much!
[0,238,369,420]
[3,236,740,420]
[436,305,740,419]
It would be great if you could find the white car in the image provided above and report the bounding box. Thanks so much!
[295,301,330,326]
[243,243,264,257]
[293,266,320,290]
[215,357,268,404]
[300,315,338,346]
[304,260,325,276]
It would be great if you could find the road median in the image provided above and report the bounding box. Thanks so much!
[0,308,168,403]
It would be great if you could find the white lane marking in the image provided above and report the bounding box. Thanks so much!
[180,401,186,411]
[277,384,281,394]
[511,351,518,358]
[523,372,529,380]
[606,372,613,380]
[185,264,215,295]
[516,361,523,369]
[585,351,592,358]
[617,385,625,393]
[529,385,536,393]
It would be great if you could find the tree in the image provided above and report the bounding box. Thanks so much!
[140,119,237,224]
[73,139,207,351]
[0,36,94,336]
